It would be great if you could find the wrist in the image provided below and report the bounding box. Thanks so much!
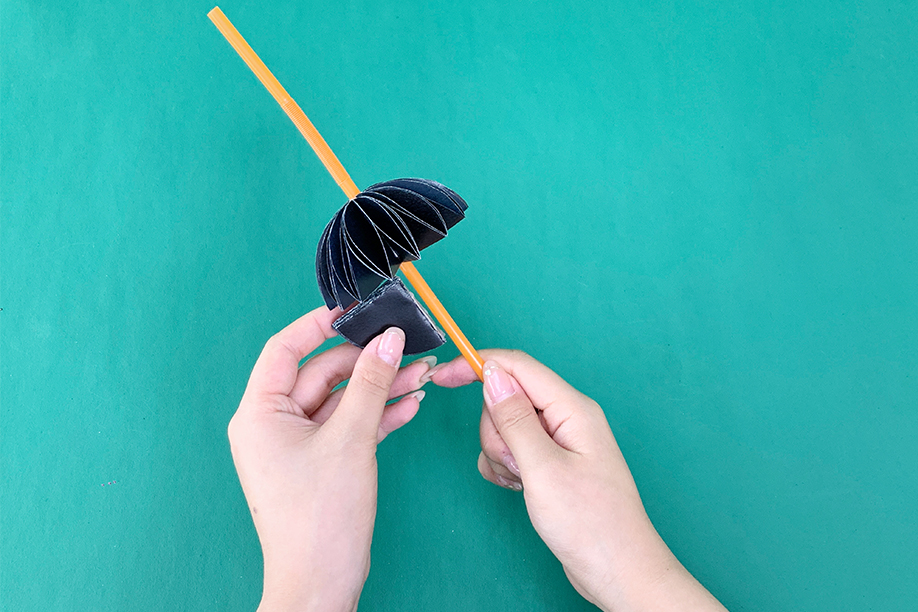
[258,542,369,612]
[259,566,363,612]
[259,586,359,612]
[594,529,722,612]
[588,519,677,612]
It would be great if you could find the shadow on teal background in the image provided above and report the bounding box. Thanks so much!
[2,1,916,610]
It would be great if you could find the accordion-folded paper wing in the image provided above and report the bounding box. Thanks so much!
[315,178,468,355]
[316,178,468,311]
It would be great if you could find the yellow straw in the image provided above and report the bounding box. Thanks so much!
[208,7,484,380]
[207,7,359,199]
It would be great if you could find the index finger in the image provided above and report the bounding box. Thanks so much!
[244,306,342,398]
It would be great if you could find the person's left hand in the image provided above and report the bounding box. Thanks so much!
[228,306,434,612]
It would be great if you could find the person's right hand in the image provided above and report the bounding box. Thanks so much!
[429,350,727,611]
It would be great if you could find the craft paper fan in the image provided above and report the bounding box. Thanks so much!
[316,178,467,310]
[315,177,468,354]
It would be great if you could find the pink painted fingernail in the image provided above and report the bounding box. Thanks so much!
[483,361,515,404]
[504,454,520,477]
[377,328,405,367]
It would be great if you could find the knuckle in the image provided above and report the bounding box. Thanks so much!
[482,445,502,465]
[227,414,241,446]
[507,349,538,367]
[481,429,508,460]
[477,453,490,477]
[583,398,607,423]
[486,349,546,377]
[494,401,534,433]
[263,333,283,353]
[583,397,602,413]
[491,348,529,364]
[481,348,528,364]
[354,365,393,395]
[505,348,530,361]
[262,332,305,359]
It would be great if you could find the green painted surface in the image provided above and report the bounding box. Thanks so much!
[3,1,917,610]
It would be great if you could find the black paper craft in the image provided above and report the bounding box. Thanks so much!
[315,178,468,354]
[332,278,446,354]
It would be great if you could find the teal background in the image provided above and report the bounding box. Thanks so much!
[3,1,917,610]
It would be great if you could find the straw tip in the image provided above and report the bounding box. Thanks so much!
[208,6,222,18]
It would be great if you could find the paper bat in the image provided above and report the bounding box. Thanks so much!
[315,178,468,354]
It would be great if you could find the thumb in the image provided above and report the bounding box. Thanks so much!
[482,360,557,472]
[327,327,405,441]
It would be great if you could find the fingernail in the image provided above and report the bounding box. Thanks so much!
[503,454,520,477]
[408,389,426,402]
[418,362,444,385]
[483,361,515,404]
[412,356,438,384]
[412,355,437,369]
[496,475,522,491]
[377,328,405,367]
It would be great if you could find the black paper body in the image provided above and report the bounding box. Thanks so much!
[332,278,446,354]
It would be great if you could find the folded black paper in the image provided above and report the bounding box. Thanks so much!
[316,178,468,310]
[315,178,468,354]
[332,278,446,354]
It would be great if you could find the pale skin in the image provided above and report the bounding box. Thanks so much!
[228,306,728,611]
